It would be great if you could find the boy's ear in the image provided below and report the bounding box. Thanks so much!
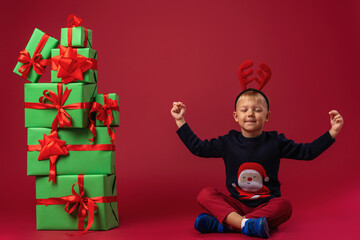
[233,111,239,122]
[265,111,271,121]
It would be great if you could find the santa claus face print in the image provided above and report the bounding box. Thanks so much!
[238,170,263,192]
[232,162,271,200]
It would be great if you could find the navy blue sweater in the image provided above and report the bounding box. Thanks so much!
[177,123,335,207]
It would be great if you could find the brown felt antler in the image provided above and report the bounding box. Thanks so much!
[238,61,271,91]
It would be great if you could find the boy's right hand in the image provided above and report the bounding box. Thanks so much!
[171,102,186,128]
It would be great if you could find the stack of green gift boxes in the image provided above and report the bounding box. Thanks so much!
[14,15,119,233]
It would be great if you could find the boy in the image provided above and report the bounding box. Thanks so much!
[170,89,343,238]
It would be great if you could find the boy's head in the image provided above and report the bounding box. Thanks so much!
[234,88,269,111]
[233,89,271,138]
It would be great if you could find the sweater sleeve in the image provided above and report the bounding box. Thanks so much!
[176,123,224,158]
[279,131,335,160]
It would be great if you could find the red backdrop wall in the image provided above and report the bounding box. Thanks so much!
[1,0,359,235]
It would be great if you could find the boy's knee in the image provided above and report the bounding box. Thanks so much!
[197,187,218,204]
[277,197,293,213]
[271,197,293,221]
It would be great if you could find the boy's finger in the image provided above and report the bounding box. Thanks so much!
[178,103,185,108]
[173,105,181,111]
[328,110,339,116]
[329,111,340,120]
[335,119,343,123]
[333,116,343,122]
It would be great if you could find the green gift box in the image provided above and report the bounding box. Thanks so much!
[27,127,115,177]
[60,26,93,48]
[24,83,97,128]
[94,94,120,127]
[36,174,118,230]
[13,28,59,83]
[51,47,97,84]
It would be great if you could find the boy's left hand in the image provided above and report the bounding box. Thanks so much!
[328,110,344,139]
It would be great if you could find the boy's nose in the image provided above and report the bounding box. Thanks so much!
[248,177,252,181]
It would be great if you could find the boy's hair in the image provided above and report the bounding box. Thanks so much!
[234,88,270,111]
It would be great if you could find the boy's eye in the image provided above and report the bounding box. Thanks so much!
[240,109,247,112]
[255,108,262,112]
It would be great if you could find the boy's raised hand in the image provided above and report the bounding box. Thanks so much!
[171,102,186,128]
[328,110,344,139]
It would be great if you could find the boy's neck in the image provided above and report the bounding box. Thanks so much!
[241,130,263,138]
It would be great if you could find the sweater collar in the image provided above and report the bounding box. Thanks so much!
[237,131,265,142]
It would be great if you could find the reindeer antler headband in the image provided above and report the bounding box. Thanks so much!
[234,60,271,110]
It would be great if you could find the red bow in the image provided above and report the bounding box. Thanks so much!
[36,175,117,235]
[238,60,271,91]
[40,83,73,130]
[67,14,83,27]
[38,131,68,182]
[51,46,95,84]
[17,34,50,79]
[89,94,119,144]
[64,179,97,234]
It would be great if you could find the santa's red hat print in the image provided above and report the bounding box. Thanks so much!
[237,162,269,192]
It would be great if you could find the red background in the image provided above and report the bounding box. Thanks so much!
[1,0,359,239]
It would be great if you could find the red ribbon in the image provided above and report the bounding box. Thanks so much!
[36,175,117,234]
[51,46,97,84]
[28,132,115,182]
[24,83,93,131]
[67,14,88,47]
[17,33,50,79]
[28,143,116,151]
[88,94,119,144]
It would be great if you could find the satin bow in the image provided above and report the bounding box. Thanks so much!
[17,33,50,79]
[52,46,94,84]
[89,94,119,144]
[64,181,97,234]
[39,83,73,130]
[67,14,83,27]
[38,131,68,182]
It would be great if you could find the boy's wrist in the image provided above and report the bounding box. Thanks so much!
[175,119,186,128]
[329,129,339,139]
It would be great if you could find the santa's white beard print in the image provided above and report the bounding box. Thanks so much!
[238,172,263,192]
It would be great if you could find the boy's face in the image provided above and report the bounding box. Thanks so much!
[233,95,270,138]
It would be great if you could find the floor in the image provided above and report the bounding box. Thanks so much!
[1,210,357,240]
